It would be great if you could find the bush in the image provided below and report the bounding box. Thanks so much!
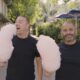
[36,22,61,43]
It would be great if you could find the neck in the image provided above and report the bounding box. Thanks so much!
[64,40,76,45]
[17,31,29,39]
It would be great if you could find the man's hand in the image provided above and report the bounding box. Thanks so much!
[0,62,7,68]
[44,70,53,77]
[44,70,53,80]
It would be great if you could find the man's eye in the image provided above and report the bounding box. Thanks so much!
[63,29,67,32]
[69,28,73,31]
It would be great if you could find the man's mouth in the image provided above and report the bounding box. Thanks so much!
[65,34,73,37]
[17,28,20,30]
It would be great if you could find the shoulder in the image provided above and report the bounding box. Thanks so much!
[12,36,17,42]
[31,35,38,40]
[30,35,38,44]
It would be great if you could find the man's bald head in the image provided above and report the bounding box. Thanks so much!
[60,21,77,45]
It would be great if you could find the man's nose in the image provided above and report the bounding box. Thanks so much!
[66,30,71,34]
[15,23,19,27]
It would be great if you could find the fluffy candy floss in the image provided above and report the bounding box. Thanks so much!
[0,24,16,62]
[36,35,61,73]
[0,24,16,40]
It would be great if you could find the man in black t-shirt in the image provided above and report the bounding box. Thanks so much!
[55,21,80,80]
[6,16,42,80]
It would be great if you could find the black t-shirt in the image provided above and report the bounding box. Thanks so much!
[6,35,40,80]
[56,41,80,80]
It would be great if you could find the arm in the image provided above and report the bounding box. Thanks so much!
[36,57,43,80]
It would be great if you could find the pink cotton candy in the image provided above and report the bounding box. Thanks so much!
[36,35,61,73]
[0,24,16,62]
[1,24,16,40]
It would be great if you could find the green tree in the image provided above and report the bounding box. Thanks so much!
[8,0,42,24]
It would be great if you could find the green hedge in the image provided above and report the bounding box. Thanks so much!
[36,22,61,43]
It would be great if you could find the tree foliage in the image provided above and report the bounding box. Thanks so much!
[8,0,43,24]
[7,0,80,24]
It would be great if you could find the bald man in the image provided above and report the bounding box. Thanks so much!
[55,22,80,80]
